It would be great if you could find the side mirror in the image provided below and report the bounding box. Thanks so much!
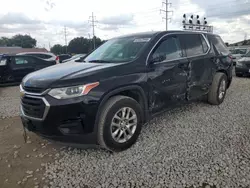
[149,55,165,64]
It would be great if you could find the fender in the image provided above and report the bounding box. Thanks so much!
[94,85,149,130]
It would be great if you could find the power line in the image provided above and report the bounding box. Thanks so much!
[64,26,68,53]
[88,12,98,50]
[160,0,173,30]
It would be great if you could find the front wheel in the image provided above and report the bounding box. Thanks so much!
[97,95,143,152]
[208,72,228,105]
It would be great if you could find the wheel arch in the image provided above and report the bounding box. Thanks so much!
[94,85,149,129]
[216,69,231,88]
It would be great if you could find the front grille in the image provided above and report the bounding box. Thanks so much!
[21,96,45,119]
[23,86,45,94]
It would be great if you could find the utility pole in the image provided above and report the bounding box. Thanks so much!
[64,26,68,53]
[160,0,173,31]
[89,12,98,50]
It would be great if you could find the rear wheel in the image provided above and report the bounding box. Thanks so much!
[208,72,227,105]
[97,95,143,152]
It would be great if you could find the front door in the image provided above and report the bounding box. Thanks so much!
[10,56,35,82]
[147,34,189,114]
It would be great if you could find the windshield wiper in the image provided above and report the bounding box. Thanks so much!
[88,59,111,63]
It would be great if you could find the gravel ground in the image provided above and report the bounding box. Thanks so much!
[42,77,250,188]
[1,75,250,188]
[0,85,20,118]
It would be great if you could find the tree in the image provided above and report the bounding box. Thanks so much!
[68,37,90,54]
[67,36,106,54]
[0,34,36,48]
[50,44,65,55]
[225,42,229,47]
[0,37,11,46]
[11,34,36,48]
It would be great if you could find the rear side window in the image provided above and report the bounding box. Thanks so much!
[26,54,52,59]
[208,35,229,55]
[35,54,52,59]
[39,54,52,59]
[183,34,204,57]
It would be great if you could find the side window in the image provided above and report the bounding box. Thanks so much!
[14,57,29,65]
[151,36,183,63]
[184,34,204,56]
[43,54,52,59]
[208,35,229,55]
[200,35,209,53]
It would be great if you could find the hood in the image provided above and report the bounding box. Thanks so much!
[22,62,121,89]
[238,57,250,62]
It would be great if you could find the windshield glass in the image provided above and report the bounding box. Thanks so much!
[231,49,247,55]
[243,51,250,57]
[84,37,151,63]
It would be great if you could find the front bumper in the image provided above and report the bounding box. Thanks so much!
[20,94,99,145]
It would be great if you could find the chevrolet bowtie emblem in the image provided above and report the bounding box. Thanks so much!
[20,91,25,98]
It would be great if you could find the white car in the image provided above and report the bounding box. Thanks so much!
[230,48,250,65]
[17,52,60,64]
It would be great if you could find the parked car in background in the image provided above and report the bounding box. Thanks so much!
[58,54,72,63]
[235,51,250,77]
[62,54,87,63]
[17,52,60,64]
[230,47,250,65]
[0,55,56,84]
[20,31,232,152]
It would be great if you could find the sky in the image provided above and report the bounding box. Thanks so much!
[1,0,250,49]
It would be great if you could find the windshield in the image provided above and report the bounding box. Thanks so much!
[243,51,250,57]
[231,49,247,55]
[84,37,150,63]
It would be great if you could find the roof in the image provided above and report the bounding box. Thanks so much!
[17,51,53,55]
[114,30,218,39]
[0,47,48,55]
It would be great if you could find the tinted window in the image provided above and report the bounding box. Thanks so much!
[151,36,183,62]
[184,34,204,56]
[15,57,29,65]
[26,54,52,59]
[200,35,209,53]
[39,54,52,59]
[208,35,229,55]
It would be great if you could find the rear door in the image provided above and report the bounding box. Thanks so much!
[10,56,35,81]
[179,33,213,100]
[27,56,56,71]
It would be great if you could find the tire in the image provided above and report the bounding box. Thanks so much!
[97,95,143,152]
[208,72,228,105]
[236,73,243,77]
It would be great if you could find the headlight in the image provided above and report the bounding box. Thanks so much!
[236,61,244,67]
[48,82,99,99]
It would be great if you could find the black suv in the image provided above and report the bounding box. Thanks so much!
[20,31,233,152]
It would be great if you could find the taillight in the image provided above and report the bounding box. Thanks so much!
[56,56,59,64]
